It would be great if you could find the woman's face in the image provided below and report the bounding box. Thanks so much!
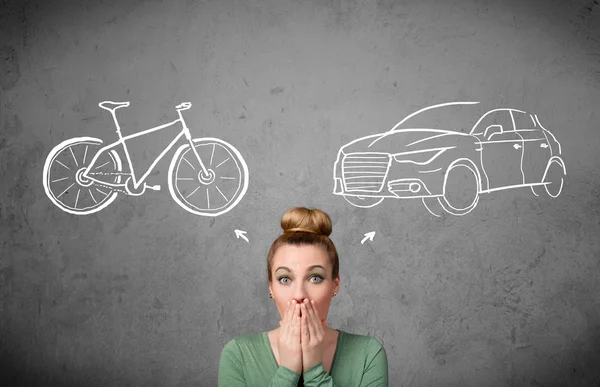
[269,244,340,324]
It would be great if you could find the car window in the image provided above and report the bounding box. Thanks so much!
[512,111,536,130]
[471,110,514,136]
[393,103,484,133]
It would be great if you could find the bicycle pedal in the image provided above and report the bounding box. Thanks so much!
[146,184,161,191]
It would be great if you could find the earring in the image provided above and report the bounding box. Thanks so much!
[333,292,337,297]
[269,293,273,299]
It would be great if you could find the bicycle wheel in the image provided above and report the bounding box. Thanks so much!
[43,137,123,215]
[168,137,249,216]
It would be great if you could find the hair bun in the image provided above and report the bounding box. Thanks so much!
[281,207,332,237]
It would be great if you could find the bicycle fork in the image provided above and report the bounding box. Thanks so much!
[177,103,212,181]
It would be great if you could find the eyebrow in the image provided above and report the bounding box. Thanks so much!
[274,265,326,273]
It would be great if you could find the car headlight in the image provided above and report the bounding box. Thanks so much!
[393,147,450,165]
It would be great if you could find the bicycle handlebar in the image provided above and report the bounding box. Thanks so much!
[176,102,192,110]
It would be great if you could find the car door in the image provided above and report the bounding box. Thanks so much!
[511,111,552,185]
[475,110,525,191]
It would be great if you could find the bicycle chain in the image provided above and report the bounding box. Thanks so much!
[88,172,158,196]
[94,182,128,195]
[88,172,131,176]
[84,171,130,194]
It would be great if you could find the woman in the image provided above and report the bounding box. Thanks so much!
[218,207,388,386]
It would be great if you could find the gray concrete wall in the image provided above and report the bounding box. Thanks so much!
[1,0,599,385]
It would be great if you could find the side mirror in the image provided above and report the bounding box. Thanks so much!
[484,124,502,140]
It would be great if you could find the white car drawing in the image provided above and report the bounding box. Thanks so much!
[332,102,566,216]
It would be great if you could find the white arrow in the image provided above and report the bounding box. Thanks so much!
[235,229,249,243]
[361,231,376,244]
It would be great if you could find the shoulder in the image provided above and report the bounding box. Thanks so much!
[338,330,387,355]
[222,332,265,355]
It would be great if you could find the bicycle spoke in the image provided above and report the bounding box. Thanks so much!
[177,177,195,181]
[220,176,235,180]
[210,143,216,165]
[216,157,230,168]
[69,147,79,167]
[215,186,228,201]
[57,182,76,198]
[52,176,70,183]
[207,188,210,208]
[182,157,196,170]
[74,189,81,208]
[89,189,97,204]
[56,160,71,170]
[83,145,89,164]
[95,161,110,170]
[96,187,108,196]
[185,185,201,199]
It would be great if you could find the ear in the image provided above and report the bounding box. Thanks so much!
[333,275,340,294]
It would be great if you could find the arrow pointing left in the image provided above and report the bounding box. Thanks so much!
[235,229,249,243]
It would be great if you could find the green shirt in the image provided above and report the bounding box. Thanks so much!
[218,329,388,386]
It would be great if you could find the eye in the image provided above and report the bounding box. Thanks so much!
[309,275,324,283]
[278,277,291,285]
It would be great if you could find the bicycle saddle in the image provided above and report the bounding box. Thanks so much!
[99,101,130,111]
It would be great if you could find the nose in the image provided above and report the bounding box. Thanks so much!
[292,283,308,304]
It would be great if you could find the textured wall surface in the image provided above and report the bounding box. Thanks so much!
[1,0,599,386]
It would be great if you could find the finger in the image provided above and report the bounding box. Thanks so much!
[302,313,311,348]
[282,308,293,337]
[306,300,319,330]
[290,303,299,329]
[280,318,288,339]
[307,300,323,338]
[284,302,290,322]
[301,303,309,341]
[293,307,301,338]
[285,300,295,321]
[310,300,322,322]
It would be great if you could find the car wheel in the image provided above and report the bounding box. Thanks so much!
[343,195,384,208]
[531,158,565,198]
[437,162,480,216]
[422,197,444,217]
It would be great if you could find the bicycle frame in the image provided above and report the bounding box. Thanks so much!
[82,106,199,190]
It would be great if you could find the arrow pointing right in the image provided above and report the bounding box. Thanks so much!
[361,231,376,244]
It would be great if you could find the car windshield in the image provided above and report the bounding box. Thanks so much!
[390,102,485,133]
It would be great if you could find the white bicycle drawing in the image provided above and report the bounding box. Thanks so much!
[43,101,249,217]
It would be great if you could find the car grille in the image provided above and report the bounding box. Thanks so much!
[342,154,390,192]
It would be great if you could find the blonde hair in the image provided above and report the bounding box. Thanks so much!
[267,207,339,283]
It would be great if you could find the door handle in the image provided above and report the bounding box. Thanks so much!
[540,143,549,148]
[513,144,522,149]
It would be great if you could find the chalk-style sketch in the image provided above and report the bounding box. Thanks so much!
[43,101,249,217]
[235,229,249,243]
[332,102,566,216]
[361,231,376,244]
